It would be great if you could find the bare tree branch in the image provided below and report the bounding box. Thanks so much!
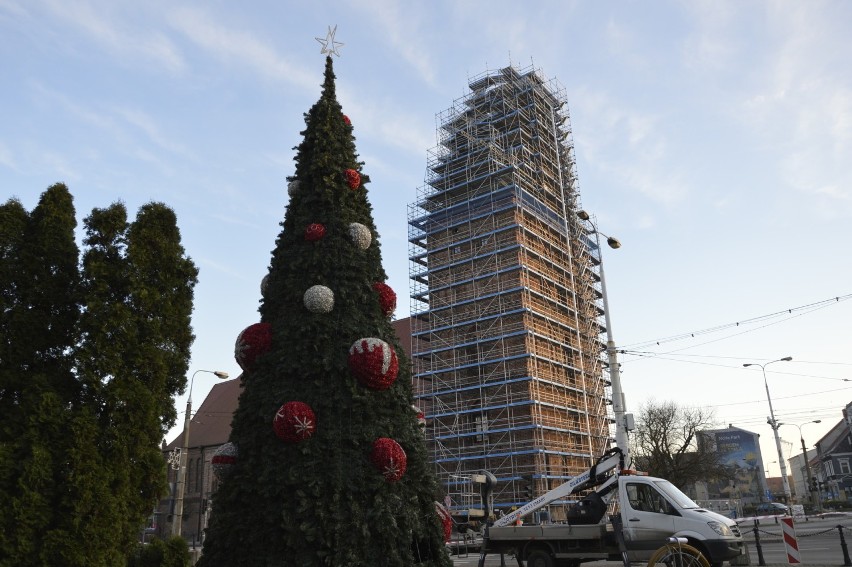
[631,399,733,490]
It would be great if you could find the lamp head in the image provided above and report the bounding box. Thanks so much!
[577,210,590,221]
[780,356,793,362]
[606,236,621,249]
[214,371,229,379]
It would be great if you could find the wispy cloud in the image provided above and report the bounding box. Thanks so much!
[31,81,117,132]
[352,0,438,88]
[0,0,28,19]
[733,3,852,216]
[40,0,184,72]
[30,82,191,174]
[571,86,684,206]
[168,7,317,91]
[336,83,434,158]
[680,1,738,72]
[41,151,79,182]
[113,107,193,159]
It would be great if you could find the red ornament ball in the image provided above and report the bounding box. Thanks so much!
[370,437,407,482]
[305,223,326,241]
[343,168,361,189]
[273,401,317,443]
[343,114,351,126]
[235,322,272,372]
[348,338,399,390]
[372,282,397,317]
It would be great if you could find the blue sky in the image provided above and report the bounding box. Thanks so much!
[2,1,851,478]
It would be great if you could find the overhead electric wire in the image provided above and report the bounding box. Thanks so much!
[620,350,850,382]
[620,293,852,351]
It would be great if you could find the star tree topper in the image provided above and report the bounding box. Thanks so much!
[316,25,344,57]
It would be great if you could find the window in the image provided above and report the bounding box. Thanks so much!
[187,459,194,492]
[625,482,675,515]
[840,459,851,475]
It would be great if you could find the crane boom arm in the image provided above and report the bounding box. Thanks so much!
[494,449,623,528]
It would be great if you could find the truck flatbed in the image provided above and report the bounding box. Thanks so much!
[488,524,607,542]
[484,523,616,561]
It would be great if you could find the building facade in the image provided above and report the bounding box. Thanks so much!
[157,378,241,546]
[813,402,852,502]
[407,64,612,514]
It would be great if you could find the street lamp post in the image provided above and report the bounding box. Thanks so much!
[172,369,229,537]
[577,210,628,462]
[780,420,822,511]
[743,356,793,503]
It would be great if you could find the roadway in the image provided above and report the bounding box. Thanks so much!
[449,513,852,566]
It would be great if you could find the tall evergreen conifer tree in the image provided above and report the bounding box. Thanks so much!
[0,189,197,565]
[0,184,81,565]
[75,202,198,561]
[200,56,451,566]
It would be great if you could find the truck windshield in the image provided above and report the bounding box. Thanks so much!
[653,480,700,509]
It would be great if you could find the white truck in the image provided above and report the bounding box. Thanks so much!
[476,449,745,567]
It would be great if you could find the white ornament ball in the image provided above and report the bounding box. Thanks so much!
[260,274,269,295]
[348,222,372,250]
[287,179,300,196]
[303,284,334,313]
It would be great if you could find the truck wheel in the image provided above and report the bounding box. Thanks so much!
[526,549,555,567]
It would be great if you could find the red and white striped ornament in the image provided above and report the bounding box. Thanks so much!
[435,502,453,543]
[370,437,407,482]
[211,442,238,481]
[234,322,272,372]
[412,405,426,429]
[273,401,317,443]
[348,338,399,390]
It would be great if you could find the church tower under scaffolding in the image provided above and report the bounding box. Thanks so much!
[407,64,613,515]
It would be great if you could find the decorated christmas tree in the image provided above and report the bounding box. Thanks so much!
[199,38,452,567]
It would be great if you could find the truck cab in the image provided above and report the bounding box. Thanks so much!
[618,475,743,564]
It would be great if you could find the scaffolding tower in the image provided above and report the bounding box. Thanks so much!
[407,64,613,517]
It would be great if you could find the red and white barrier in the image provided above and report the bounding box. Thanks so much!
[780,516,801,564]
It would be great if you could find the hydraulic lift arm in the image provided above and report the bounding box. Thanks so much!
[493,448,624,528]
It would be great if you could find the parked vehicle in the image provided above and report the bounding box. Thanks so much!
[477,449,745,567]
[754,502,789,515]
